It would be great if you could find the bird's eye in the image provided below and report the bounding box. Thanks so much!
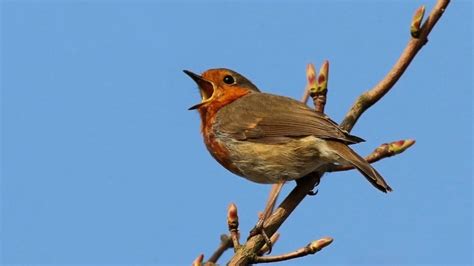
[223,75,235,84]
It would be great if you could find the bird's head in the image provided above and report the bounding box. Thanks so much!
[184,68,260,111]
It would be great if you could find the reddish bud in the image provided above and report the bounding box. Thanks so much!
[192,254,204,266]
[316,60,329,93]
[389,139,416,154]
[308,237,333,253]
[306,63,317,86]
[227,203,239,230]
[306,63,317,93]
[227,203,238,222]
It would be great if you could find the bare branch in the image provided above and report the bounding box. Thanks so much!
[254,237,333,264]
[207,234,232,264]
[301,86,311,105]
[228,172,323,265]
[340,0,450,132]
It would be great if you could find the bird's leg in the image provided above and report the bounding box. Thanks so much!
[262,182,284,220]
[248,181,285,254]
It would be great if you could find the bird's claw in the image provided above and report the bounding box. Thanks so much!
[308,178,320,195]
[296,176,321,196]
[248,219,273,254]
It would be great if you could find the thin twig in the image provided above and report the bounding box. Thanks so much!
[340,0,450,132]
[207,234,232,263]
[254,237,333,264]
[301,87,311,104]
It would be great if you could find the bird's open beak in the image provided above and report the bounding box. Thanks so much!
[183,70,215,110]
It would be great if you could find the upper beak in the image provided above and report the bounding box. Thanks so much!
[183,70,215,110]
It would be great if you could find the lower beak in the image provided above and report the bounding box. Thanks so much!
[188,101,206,110]
[183,70,215,110]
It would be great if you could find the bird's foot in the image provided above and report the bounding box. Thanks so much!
[296,175,321,196]
[246,182,284,254]
[248,217,273,254]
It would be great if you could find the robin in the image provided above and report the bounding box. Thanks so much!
[184,68,392,193]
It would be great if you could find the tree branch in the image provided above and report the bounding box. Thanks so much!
[253,237,333,264]
[340,0,450,132]
[228,172,323,265]
[207,234,232,264]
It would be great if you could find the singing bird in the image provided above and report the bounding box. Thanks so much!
[185,68,392,192]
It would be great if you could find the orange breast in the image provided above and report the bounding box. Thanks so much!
[198,88,250,176]
[203,120,243,176]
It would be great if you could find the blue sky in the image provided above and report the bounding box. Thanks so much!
[1,1,472,265]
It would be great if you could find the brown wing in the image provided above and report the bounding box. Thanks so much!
[214,93,363,144]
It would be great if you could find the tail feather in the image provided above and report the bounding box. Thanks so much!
[327,141,392,193]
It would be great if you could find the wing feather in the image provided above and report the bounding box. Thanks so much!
[215,93,363,144]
